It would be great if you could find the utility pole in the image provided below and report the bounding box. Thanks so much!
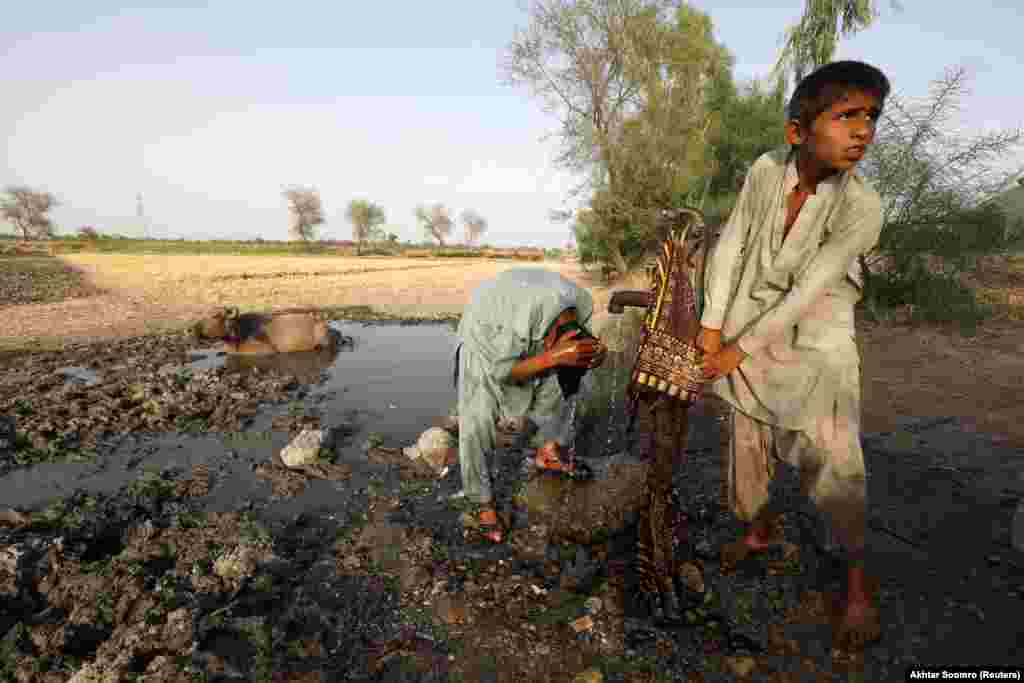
[136,193,148,239]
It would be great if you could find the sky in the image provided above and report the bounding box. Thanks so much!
[2,1,1022,248]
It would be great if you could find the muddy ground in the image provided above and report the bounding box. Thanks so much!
[1,252,1023,682]
[2,327,1022,683]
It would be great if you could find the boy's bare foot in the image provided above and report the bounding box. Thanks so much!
[720,516,784,571]
[834,566,881,650]
[834,595,881,650]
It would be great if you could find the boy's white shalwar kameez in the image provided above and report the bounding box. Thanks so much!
[701,148,883,552]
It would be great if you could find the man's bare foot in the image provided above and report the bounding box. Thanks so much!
[834,596,881,651]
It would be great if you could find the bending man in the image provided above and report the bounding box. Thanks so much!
[455,268,608,543]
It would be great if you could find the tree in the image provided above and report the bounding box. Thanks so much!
[705,75,788,200]
[345,199,387,254]
[774,1,903,82]
[461,209,488,245]
[504,0,731,272]
[856,65,1024,325]
[415,203,453,246]
[1,186,58,240]
[78,225,99,240]
[283,187,324,242]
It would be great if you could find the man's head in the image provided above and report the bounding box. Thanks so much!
[543,308,581,351]
[785,61,890,174]
[544,307,597,399]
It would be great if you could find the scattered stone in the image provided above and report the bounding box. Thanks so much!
[0,508,31,527]
[679,562,704,594]
[584,596,603,614]
[570,615,594,633]
[213,545,264,584]
[723,656,757,677]
[433,415,459,433]
[434,594,468,625]
[404,427,457,476]
[0,544,24,596]
[767,624,800,656]
[573,668,604,683]
[280,428,331,467]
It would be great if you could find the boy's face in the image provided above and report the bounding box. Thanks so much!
[786,89,882,174]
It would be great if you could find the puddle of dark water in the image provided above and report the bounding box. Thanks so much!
[189,321,457,447]
[2,321,458,516]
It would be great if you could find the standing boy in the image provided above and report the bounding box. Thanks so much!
[699,61,890,650]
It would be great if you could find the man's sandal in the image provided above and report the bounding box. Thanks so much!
[474,508,506,545]
[533,444,594,481]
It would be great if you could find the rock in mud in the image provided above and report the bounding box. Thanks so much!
[573,668,604,683]
[520,451,649,545]
[280,428,331,468]
[403,427,457,477]
[213,545,270,587]
[0,508,31,528]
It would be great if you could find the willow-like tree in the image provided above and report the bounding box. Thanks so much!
[504,0,730,272]
[774,1,905,81]
[283,187,324,242]
[1,186,59,240]
[415,203,453,246]
[346,199,387,254]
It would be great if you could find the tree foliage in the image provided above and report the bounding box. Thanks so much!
[505,0,731,272]
[705,75,788,203]
[1,186,58,240]
[283,187,324,242]
[415,203,454,246]
[857,65,1024,327]
[774,0,889,82]
[345,199,387,251]
[461,209,488,245]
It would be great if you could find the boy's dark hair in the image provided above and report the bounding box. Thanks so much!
[787,60,890,130]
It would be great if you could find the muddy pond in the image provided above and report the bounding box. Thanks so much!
[1,321,466,514]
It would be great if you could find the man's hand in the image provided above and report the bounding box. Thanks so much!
[697,327,722,354]
[549,330,607,370]
[702,344,746,382]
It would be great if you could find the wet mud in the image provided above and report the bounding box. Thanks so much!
[1,321,1023,681]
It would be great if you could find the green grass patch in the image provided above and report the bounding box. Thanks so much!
[11,432,98,467]
[399,479,433,498]
[526,593,589,626]
[129,468,177,499]
[239,512,273,547]
[600,654,666,681]
[238,620,274,683]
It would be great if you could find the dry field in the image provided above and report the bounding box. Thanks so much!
[2,250,1023,447]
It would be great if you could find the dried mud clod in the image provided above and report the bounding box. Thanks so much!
[1,476,410,682]
[0,332,310,473]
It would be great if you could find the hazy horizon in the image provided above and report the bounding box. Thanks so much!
[3,1,1022,248]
